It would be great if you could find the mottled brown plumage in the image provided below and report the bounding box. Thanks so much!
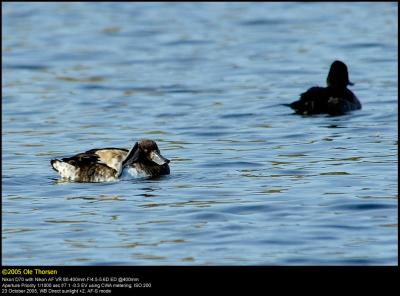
[51,139,170,182]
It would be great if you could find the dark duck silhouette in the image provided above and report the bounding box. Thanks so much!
[51,139,170,182]
[288,60,361,115]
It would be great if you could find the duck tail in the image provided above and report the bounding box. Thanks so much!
[50,159,61,171]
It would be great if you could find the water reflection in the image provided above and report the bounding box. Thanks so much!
[66,195,126,202]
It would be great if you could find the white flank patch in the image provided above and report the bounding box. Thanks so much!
[120,167,150,179]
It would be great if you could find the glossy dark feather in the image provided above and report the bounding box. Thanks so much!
[288,61,362,115]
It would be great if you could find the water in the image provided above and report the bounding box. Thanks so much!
[2,2,397,265]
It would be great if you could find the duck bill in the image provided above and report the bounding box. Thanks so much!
[150,151,170,165]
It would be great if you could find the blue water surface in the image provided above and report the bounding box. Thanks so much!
[2,2,398,265]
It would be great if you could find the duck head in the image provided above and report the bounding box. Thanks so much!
[122,139,170,167]
[327,60,354,88]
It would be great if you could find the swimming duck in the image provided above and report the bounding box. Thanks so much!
[287,60,362,115]
[51,139,170,182]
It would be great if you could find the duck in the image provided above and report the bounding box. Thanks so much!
[287,60,362,115]
[50,139,170,182]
